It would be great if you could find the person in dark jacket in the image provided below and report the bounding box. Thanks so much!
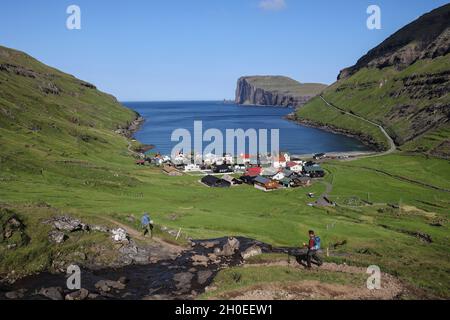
[303,230,323,268]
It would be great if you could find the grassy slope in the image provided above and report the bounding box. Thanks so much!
[244,76,327,97]
[0,45,139,276]
[0,46,449,297]
[200,265,367,299]
[0,45,138,193]
[1,155,449,296]
[296,54,450,152]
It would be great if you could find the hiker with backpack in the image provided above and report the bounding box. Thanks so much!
[303,230,323,268]
[141,212,154,238]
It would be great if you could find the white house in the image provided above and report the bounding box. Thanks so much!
[184,164,201,172]
[273,153,289,169]
[239,154,252,165]
[286,161,303,173]
[203,153,217,166]
[223,154,234,164]
[272,171,285,181]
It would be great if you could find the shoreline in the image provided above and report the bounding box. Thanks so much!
[125,107,382,158]
[119,113,155,153]
[285,113,386,153]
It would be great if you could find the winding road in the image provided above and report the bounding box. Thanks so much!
[319,95,397,158]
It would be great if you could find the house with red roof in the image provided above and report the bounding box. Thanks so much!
[245,166,262,177]
[286,161,303,173]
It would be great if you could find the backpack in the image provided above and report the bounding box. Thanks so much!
[314,236,321,250]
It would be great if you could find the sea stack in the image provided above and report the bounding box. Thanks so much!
[235,76,327,107]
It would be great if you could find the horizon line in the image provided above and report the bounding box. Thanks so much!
[121,99,235,103]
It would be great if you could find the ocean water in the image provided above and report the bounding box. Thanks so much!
[124,101,370,155]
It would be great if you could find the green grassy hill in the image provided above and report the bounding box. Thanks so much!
[0,45,449,298]
[0,45,140,182]
[296,4,450,155]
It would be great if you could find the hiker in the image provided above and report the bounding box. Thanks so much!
[303,230,323,268]
[141,212,154,238]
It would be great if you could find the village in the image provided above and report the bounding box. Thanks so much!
[135,151,326,192]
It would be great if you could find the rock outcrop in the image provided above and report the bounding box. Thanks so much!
[235,76,326,107]
[338,4,450,80]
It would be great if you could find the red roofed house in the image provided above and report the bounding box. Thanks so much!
[245,166,262,177]
[286,161,303,173]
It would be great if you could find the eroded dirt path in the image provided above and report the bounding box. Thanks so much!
[225,261,407,300]
[100,217,185,255]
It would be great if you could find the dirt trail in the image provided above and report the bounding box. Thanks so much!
[100,217,185,255]
[229,261,407,300]
[315,181,334,207]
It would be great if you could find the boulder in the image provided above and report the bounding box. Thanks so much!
[118,240,151,264]
[48,230,67,244]
[218,237,240,256]
[46,216,88,232]
[65,288,89,301]
[173,272,194,293]
[39,287,64,300]
[191,254,209,267]
[241,245,262,260]
[197,270,213,285]
[88,293,99,300]
[5,289,27,299]
[90,225,109,233]
[95,279,126,292]
[111,228,128,242]
[207,253,219,263]
[200,241,219,249]
[118,276,129,285]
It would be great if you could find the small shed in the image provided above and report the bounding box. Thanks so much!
[293,176,312,187]
[222,174,242,186]
[213,164,232,174]
[239,175,256,185]
[201,175,231,188]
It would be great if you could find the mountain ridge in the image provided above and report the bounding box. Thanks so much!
[338,3,450,80]
[295,3,450,157]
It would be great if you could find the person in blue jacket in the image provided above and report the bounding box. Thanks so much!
[141,212,154,238]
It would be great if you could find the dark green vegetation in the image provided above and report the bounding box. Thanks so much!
[296,4,450,154]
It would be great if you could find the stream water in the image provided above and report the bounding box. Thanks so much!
[0,237,300,300]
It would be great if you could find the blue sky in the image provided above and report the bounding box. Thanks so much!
[1,0,448,101]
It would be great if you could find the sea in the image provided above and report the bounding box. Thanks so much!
[124,101,369,155]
